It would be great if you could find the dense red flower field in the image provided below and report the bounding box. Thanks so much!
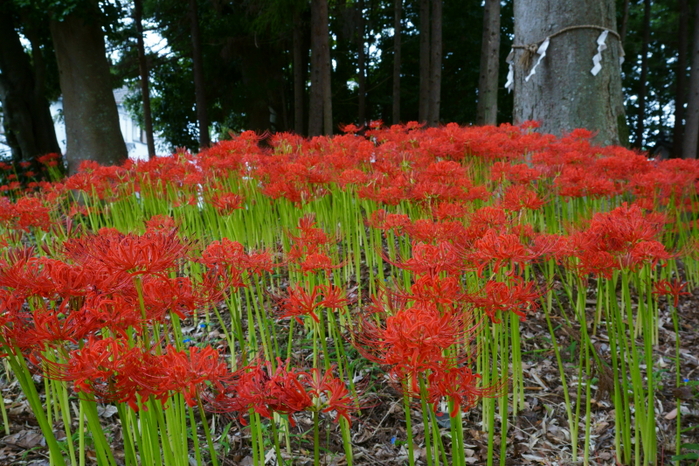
[0,122,698,466]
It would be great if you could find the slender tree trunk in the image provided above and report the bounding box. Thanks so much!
[309,0,324,136]
[0,5,60,164]
[392,0,402,124]
[427,0,442,126]
[635,0,651,148]
[319,0,333,136]
[476,0,501,125]
[513,0,626,146]
[357,0,366,126]
[673,0,688,158]
[418,0,430,122]
[134,0,155,158]
[50,1,127,175]
[293,18,305,135]
[189,0,209,148]
[682,0,699,158]
[620,0,630,45]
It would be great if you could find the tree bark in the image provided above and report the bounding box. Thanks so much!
[189,0,209,148]
[682,0,699,159]
[672,0,688,158]
[476,0,501,125]
[634,0,651,148]
[392,0,402,125]
[427,0,442,127]
[50,1,127,175]
[0,4,60,164]
[357,0,366,126]
[512,0,626,146]
[293,17,305,135]
[418,0,430,123]
[134,0,155,158]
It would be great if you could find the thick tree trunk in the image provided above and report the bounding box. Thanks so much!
[189,0,209,148]
[476,0,501,126]
[293,19,305,135]
[0,5,60,164]
[672,0,688,158]
[418,0,430,123]
[357,0,366,126]
[50,1,127,175]
[682,0,699,158]
[427,0,442,126]
[134,0,155,158]
[392,0,402,125]
[635,0,651,148]
[512,0,626,146]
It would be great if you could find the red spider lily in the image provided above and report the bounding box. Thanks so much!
[467,229,537,276]
[502,184,545,211]
[468,279,540,322]
[63,228,190,280]
[387,241,464,278]
[354,305,464,385]
[279,285,323,324]
[427,364,499,417]
[141,275,198,320]
[298,252,344,275]
[160,345,231,407]
[305,367,356,424]
[199,238,275,278]
[209,192,244,215]
[50,337,169,410]
[407,275,467,309]
[317,284,351,310]
[210,361,312,426]
[144,215,177,231]
[652,279,690,308]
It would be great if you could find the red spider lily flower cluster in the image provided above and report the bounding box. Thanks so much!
[276,284,349,324]
[287,214,343,275]
[562,203,672,277]
[208,360,355,426]
[652,278,690,308]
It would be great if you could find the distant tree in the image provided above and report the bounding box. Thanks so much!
[309,0,332,136]
[392,0,402,125]
[476,0,500,125]
[188,0,209,148]
[634,0,651,148]
[133,0,155,158]
[0,1,60,164]
[683,0,699,159]
[673,0,688,158]
[50,0,127,174]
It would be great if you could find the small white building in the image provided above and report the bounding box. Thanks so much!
[1,87,165,162]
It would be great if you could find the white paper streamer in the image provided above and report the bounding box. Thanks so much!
[619,42,625,65]
[591,29,609,76]
[505,48,515,93]
[524,37,549,82]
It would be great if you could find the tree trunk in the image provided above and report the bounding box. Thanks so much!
[512,0,626,146]
[392,0,402,125]
[619,0,630,45]
[418,0,430,123]
[189,0,209,148]
[0,5,60,164]
[319,0,333,136]
[293,18,305,135]
[308,0,324,136]
[682,0,699,159]
[50,1,127,175]
[134,0,155,158]
[672,0,688,158]
[427,0,442,127]
[476,0,501,126]
[634,0,651,148]
[357,0,366,126]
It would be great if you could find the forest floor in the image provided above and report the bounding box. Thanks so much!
[1,276,698,466]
